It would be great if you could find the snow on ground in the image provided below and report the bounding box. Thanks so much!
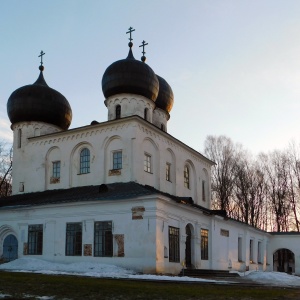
[244,270,300,287]
[0,258,300,287]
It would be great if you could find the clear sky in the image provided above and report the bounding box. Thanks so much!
[1,0,300,155]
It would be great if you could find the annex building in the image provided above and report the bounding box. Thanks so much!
[0,30,299,275]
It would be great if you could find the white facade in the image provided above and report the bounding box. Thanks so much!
[1,43,300,275]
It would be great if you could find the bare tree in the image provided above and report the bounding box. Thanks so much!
[233,156,265,228]
[286,142,300,231]
[0,141,12,197]
[204,135,240,213]
[260,151,291,232]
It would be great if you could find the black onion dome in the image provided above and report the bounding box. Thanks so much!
[155,75,174,113]
[102,48,159,101]
[7,70,72,130]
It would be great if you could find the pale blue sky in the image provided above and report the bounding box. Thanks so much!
[1,0,300,154]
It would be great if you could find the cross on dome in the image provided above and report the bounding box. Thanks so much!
[139,40,148,62]
[126,27,135,48]
[38,51,45,71]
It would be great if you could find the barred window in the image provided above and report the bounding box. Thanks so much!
[166,163,171,181]
[113,151,122,170]
[52,161,61,178]
[66,223,82,256]
[238,237,243,262]
[201,229,209,260]
[184,165,190,189]
[94,221,113,257]
[258,241,262,263]
[144,153,151,173]
[169,226,180,262]
[80,148,90,174]
[250,239,254,262]
[116,105,121,119]
[28,224,43,255]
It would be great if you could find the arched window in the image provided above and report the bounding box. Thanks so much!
[17,129,22,148]
[184,165,190,189]
[144,108,148,120]
[80,148,90,174]
[116,105,121,119]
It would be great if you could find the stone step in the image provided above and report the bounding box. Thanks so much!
[178,269,240,278]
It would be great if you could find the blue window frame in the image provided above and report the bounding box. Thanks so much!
[80,148,90,174]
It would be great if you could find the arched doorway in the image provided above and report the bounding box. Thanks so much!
[185,225,192,268]
[3,234,18,262]
[273,248,295,273]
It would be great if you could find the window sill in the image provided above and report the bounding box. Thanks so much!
[77,172,90,175]
[109,169,122,176]
[144,171,153,174]
[50,177,60,184]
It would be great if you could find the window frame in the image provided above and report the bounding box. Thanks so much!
[201,228,209,260]
[169,226,180,262]
[166,162,171,182]
[202,180,206,201]
[184,165,190,189]
[17,129,22,148]
[28,224,43,255]
[94,221,113,257]
[52,161,61,179]
[112,150,122,170]
[66,222,82,256]
[116,105,121,119]
[144,108,148,120]
[250,239,254,262]
[257,241,262,264]
[79,148,90,174]
[144,153,152,173]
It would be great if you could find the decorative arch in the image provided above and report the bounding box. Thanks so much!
[273,248,295,273]
[69,142,94,187]
[45,146,62,188]
[103,135,125,183]
[0,225,18,262]
[142,137,160,189]
[183,159,197,202]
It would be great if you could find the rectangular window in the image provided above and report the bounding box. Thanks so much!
[66,223,82,256]
[144,153,151,173]
[201,229,209,260]
[28,224,43,255]
[238,237,243,262]
[166,163,171,181]
[250,239,254,262]
[257,241,262,263]
[94,221,113,257]
[169,226,180,262]
[52,161,61,178]
[202,180,206,201]
[113,151,122,170]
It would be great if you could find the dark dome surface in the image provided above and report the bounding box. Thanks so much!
[155,75,174,113]
[7,71,72,130]
[102,49,159,101]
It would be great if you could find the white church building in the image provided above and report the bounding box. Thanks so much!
[1,30,299,275]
